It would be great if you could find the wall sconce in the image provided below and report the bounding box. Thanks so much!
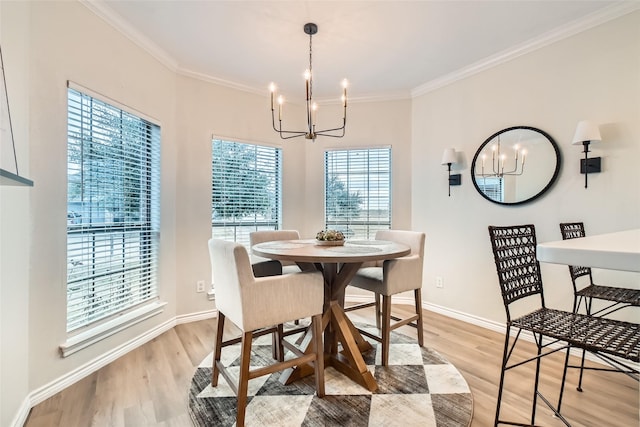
[441,148,461,197]
[572,120,601,189]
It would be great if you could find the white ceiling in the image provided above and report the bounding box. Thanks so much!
[88,1,634,102]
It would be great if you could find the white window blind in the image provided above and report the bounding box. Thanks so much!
[212,139,282,246]
[476,176,503,202]
[67,87,160,333]
[324,148,391,239]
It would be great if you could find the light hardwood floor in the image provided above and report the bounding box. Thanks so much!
[24,306,638,426]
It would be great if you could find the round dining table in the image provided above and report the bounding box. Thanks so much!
[252,238,411,391]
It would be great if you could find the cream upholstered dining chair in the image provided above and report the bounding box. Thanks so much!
[208,239,325,427]
[345,230,426,366]
[249,230,302,275]
[250,230,306,334]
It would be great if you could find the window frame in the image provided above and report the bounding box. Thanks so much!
[211,137,282,247]
[63,82,163,355]
[324,147,392,240]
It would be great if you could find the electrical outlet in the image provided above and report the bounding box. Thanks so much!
[435,276,444,288]
[196,280,206,293]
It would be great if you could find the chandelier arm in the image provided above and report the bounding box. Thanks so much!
[278,132,309,139]
[271,109,309,137]
[314,124,346,136]
[314,111,347,136]
[313,131,346,138]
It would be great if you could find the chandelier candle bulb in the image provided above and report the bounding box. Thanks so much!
[342,79,348,107]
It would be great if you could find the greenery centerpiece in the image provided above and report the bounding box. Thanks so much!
[315,229,345,246]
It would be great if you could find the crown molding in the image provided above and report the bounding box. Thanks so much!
[411,2,640,98]
[82,1,638,103]
[80,0,178,72]
[177,66,265,96]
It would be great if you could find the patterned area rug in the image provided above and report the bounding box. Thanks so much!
[188,324,473,426]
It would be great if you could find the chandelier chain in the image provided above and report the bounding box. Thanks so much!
[308,31,313,100]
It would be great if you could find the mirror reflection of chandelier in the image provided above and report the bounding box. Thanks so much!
[476,135,526,179]
[269,23,348,141]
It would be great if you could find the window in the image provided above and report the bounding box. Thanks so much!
[67,85,160,334]
[212,139,282,246]
[476,176,503,202]
[324,148,391,239]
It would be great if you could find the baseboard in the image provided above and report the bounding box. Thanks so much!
[345,294,505,332]
[13,311,218,427]
[9,399,31,427]
[13,317,177,427]
[175,309,217,325]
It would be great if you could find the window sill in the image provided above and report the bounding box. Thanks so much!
[60,301,167,358]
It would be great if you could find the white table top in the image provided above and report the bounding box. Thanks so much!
[537,229,640,272]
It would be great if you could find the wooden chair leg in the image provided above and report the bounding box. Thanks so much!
[375,293,381,329]
[312,313,325,397]
[236,330,253,427]
[274,324,284,362]
[212,312,225,386]
[381,295,392,366]
[414,288,424,347]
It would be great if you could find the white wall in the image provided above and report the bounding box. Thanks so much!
[0,3,31,426]
[24,0,178,402]
[411,11,640,324]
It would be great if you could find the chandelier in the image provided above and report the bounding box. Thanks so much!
[476,136,526,179]
[269,23,348,141]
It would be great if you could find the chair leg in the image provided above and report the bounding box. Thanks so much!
[236,330,253,427]
[573,294,586,392]
[576,296,593,392]
[414,288,424,347]
[274,324,285,362]
[212,312,226,386]
[494,324,511,427]
[374,293,381,329]
[381,295,392,366]
[311,313,325,397]
[557,344,571,414]
[577,349,587,392]
[530,334,542,426]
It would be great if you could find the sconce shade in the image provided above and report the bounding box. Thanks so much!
[572,120,601,145]
[441,148,457,165]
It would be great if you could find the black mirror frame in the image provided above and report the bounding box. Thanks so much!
[470,126,561,206]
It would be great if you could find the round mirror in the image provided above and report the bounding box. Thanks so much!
[471,126,560,205]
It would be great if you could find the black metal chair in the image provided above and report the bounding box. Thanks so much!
[488,224,639,427]
[559,222,640,317]
[559,222,640,392]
